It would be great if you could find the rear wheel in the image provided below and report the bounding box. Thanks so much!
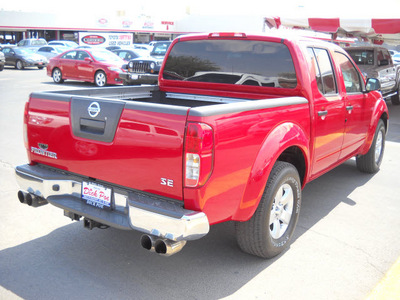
[16,60,24,70]
[356,119,385,173]
[52,68,64,83]
[235,161,301,258]
[95,71,107,87]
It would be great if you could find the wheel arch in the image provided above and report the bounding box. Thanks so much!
[94,69,107,77]
[359,99,389,155]
[232,122,310,222]
[52,67,61,74]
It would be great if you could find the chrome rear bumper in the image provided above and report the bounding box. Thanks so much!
[15,164,209,241]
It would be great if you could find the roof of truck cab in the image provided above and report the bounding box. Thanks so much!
[174,32,344,51]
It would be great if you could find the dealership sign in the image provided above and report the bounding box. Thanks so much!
[79,32,133,47]
[81,35,106,45]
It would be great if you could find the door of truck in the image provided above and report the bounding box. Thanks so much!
[333,51,372,159]
[307,47,346,177]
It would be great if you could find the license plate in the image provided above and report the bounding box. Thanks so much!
[81,181,112,210]
[130,74,139,80]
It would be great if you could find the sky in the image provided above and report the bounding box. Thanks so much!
[2,0,400,18]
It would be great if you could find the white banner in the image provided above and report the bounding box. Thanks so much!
[78,32,133,47]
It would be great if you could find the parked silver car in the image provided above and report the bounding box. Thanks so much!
[17,38,47,48]
[48,40,78,48]
[36,45,68,59]
[0,51,5,71]
[1,46,48,70]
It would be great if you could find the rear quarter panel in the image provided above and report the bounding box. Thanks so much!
[183,98,310,224]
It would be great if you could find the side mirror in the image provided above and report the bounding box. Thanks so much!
[84,57,93,63]
[365,78,381,92]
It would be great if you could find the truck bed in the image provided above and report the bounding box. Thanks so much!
[27,85,307,202]
[34,85,250,108]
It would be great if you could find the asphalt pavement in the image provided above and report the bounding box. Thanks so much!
[1,67,400,300]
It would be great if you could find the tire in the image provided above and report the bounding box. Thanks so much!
[16,60,24,70]
[235,161,301,258]
[95,71,107,87]
[52,68,64,84]
[38,66,44,70]
[391,83,400,105]
[356,119,385,173]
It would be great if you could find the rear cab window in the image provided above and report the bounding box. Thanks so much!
[162,39,297,89]
[346,49,374,65]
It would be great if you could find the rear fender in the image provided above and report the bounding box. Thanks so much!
[232,122,309,222]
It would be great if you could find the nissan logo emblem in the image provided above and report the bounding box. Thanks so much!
[88,102,101,118]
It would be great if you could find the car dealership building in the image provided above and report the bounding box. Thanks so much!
[0,9,263,45]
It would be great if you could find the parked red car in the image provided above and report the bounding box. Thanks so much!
[47,48,126,86]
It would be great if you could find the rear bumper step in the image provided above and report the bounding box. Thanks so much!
[15,164,209,241]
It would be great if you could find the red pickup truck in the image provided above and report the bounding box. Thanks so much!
[15,32,388,258]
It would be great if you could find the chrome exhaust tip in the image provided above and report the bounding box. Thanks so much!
[140,234,156,252]
[25,193,34,206]
[154,239,187,257]
[140,235,187,256]
[18,190,26,204]
[17,191,48,207]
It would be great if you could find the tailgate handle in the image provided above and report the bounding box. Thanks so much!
[80,118,106,135]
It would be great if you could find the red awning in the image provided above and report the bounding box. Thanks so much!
[264,16,400,44]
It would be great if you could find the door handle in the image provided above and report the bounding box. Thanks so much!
[318,110,328,117]
[346,105,354,111]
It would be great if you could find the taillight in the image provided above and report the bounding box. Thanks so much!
[208,32,247,38]
[23,102,29,150]
[184,122,214,187]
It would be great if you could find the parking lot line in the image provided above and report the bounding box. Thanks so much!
[366,256,400,299]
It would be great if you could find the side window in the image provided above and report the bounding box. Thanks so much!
[307,47,337,95]
[125,52,133,60]
[307,48,323,92]
[119,51,131,60]
[377,49,390,66]
[62,51,77,60]
[335,52,362,93]
[115,51,123,59]
[77,51,90,60]
[313,48,337,95]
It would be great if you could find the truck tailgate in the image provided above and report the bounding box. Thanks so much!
[27,93,190,200]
